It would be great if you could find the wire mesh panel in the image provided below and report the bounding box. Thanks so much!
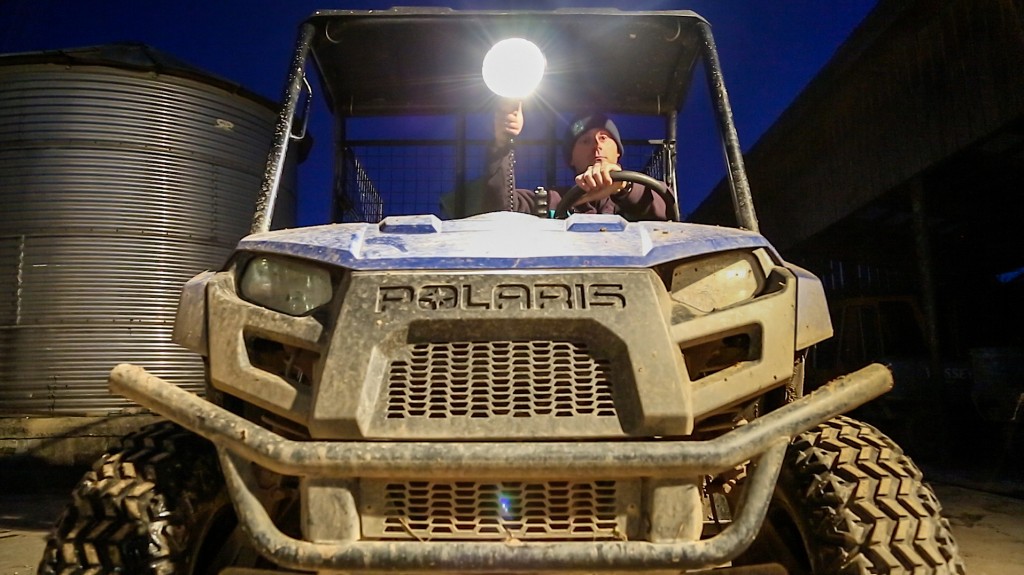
[338,149,383,223]
[349,143,459,218]
[342,137,663,222]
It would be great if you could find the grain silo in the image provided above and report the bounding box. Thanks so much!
[0,43,296,414]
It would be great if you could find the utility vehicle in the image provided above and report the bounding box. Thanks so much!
[40,8,965,574]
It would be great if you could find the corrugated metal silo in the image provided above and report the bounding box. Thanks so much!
[0,44,296,414]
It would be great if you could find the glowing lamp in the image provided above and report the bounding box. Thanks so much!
[482,38,546,98]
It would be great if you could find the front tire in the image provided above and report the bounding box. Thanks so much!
[38,421,237,574]
[740,415,966,574]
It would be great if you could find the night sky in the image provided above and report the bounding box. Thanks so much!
[2,0,877,223]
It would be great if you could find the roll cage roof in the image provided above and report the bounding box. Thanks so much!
[305,8,706,117]
[253,8,757,233]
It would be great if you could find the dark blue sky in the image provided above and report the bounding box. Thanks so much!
[3,0,877,223]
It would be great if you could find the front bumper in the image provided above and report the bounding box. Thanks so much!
[109,362,892,573]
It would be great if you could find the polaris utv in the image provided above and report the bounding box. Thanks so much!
[40,8,966,575]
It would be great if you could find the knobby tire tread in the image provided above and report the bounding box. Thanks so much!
[784,415,967,574]
[37,421,224,575]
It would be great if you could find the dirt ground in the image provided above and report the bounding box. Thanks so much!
[932,483,1024,574]
[3,477,1022,574]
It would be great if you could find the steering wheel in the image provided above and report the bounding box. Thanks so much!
[553,170,673,219]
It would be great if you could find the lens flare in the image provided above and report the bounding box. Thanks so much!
[498,491,516,520]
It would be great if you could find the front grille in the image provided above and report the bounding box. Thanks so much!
[385,341,616,419]
[364,480,631,540]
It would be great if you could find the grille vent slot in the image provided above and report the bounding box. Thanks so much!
[246,336,318,388]
[366,480,629,540]
[385,340,616,419]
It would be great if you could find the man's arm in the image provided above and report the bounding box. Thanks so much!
[442,103,530,218]
[480,101,540,214]
[481,140,529,213]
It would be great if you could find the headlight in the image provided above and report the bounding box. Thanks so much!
[669,251,766,313]
[239,255,332,316]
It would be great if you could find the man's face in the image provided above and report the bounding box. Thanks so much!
[570,128,620,173]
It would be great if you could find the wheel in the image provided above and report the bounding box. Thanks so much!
[553,170,673,218]
[737,415,967,574]
[38,421,254,574]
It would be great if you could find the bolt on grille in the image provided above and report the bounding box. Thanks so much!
[372,480,625,540]
[385,341,616,419]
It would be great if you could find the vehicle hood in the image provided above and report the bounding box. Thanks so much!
[239,212,777,271]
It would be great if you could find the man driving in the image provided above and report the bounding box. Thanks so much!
[485,101,674,220]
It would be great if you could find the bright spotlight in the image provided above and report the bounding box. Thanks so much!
[482,38,546,99]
